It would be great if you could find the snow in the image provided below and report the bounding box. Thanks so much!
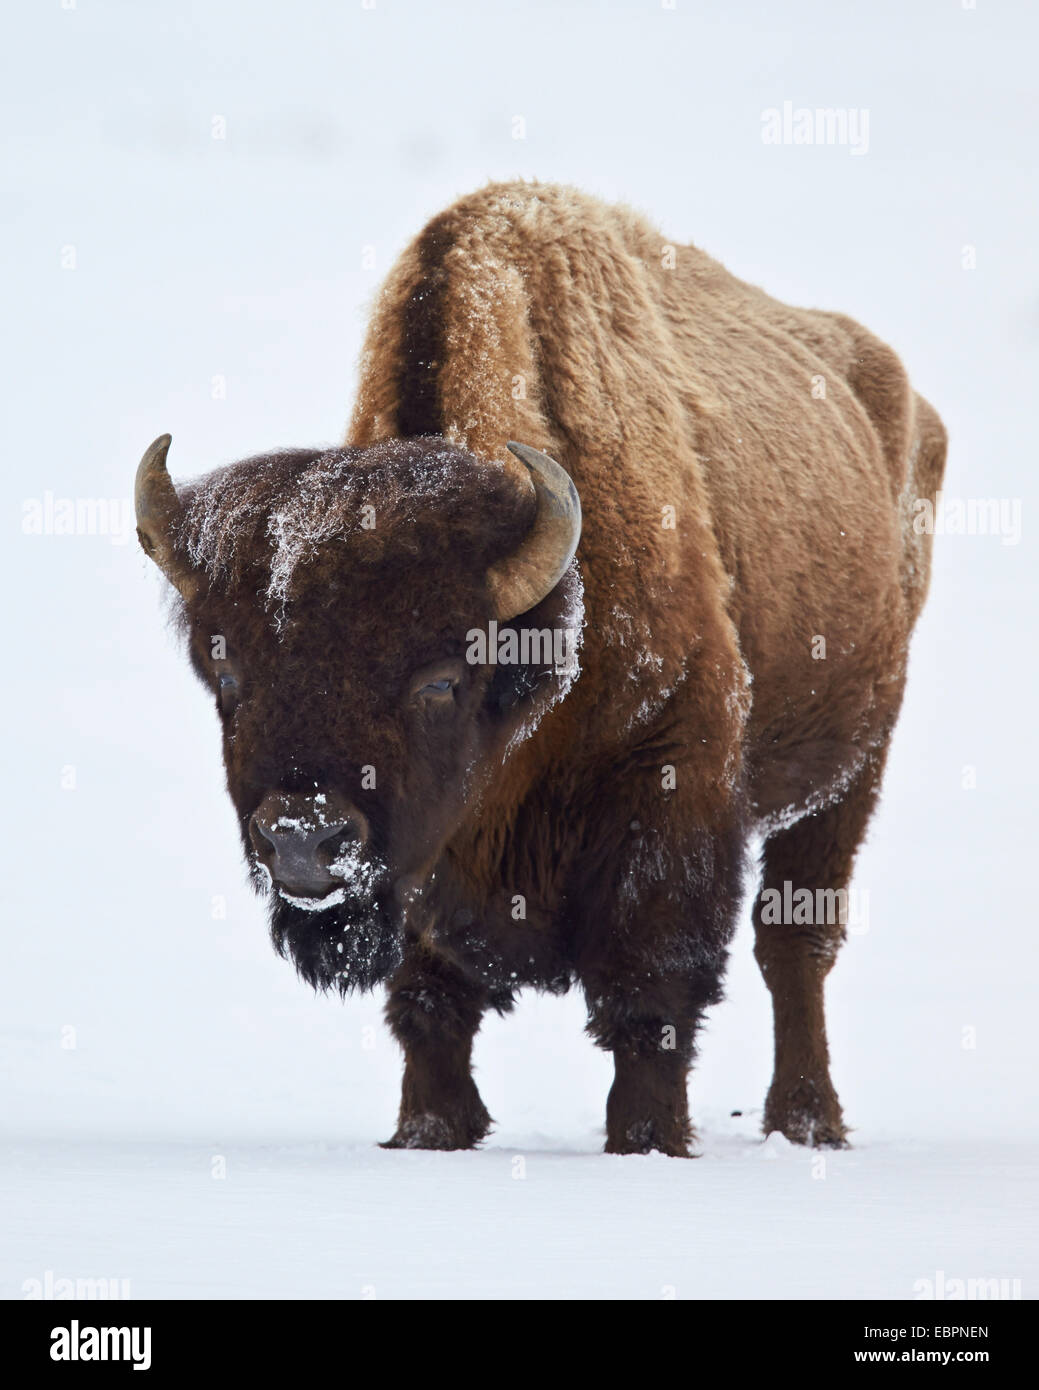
[2,0,1037,1300]
[502,566,585,756]
[277,886,347,912]
[327,839,383,899]
[5,1129,1033,1300]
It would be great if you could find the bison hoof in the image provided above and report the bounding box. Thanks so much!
[380,1109,492,1152]
[604,1120,694,1158]
[763,1079,849,1149]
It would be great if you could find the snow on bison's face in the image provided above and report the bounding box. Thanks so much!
[134,433,582,990]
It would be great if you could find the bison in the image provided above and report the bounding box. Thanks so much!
[135,181,946,1155]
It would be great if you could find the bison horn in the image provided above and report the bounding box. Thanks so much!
[487,442,582,621]
[134,434,198,600]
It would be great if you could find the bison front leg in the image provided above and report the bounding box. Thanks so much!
[587,964,729,1158]
[578,821,745,1157]
[381,946,492,1151]
[753,756,886,1148]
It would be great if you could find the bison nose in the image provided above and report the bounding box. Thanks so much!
[248,792,369,897]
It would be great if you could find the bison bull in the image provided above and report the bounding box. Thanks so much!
[135,181,946,1155]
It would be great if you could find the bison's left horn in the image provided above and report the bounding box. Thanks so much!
[486,442,582,621]
[134,434,198,600]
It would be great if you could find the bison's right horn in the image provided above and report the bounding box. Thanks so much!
[134,434,198,600]
[486,442,582,621]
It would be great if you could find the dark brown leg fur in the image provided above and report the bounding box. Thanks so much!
[588,962,729,1157]
[604,1041,695,1158]
[753,753,886,1148]
[382,946,492,1150]
[581,818,745,1157]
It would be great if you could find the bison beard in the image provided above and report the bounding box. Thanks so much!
[134,180,947,1156]
[267,885,403,996]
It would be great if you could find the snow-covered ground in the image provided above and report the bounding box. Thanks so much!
[2,0,1037,1299]
[6,1131,1035,1301]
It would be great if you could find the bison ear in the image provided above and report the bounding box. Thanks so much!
[134,434,200,601]
[486,442,582,622]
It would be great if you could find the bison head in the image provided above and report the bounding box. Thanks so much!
[135,434,582,991]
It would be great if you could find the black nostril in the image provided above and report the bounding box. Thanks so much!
[249,815,276,857]
[312,820,348,855]
[328,810,370,850]
[320,820,363,864]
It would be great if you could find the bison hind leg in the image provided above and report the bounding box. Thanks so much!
[763,1075,850,1150]
[754,750,891,1149]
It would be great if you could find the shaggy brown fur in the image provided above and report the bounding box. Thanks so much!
[140,180,946,1155]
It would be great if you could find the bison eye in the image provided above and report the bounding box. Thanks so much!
[217,672,239,715]
[410,661,464,704]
